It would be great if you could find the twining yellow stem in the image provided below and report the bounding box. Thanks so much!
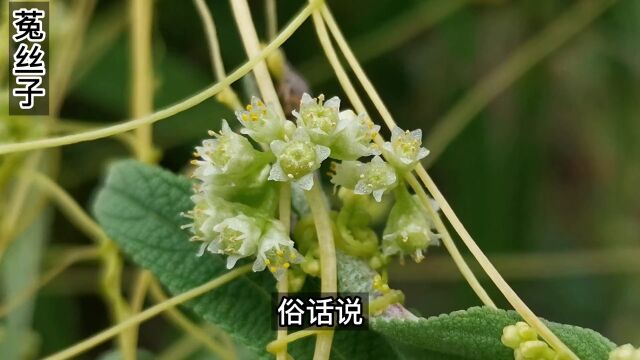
[0,1,319,156]
[27,171,133,358]
[313,4,494,309]
[130,0,155,163]
[43,264,252,360]
[229,0,285,118]
[127,270,153,358]
[320,5,578,359]
[416,169,579,359]
[0,246,99,317]
[50,0,97,114]
[277,183,291,360]
[267,329,321,354]
[405,175,496,308]
[424,0,617,165]
[194,0,242,110]
[304,180,336,360]
[302,0,467,85]
[148,278,236,360]
[266,0,278,40]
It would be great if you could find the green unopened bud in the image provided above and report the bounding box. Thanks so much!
[383,185,438,262]
[502,322,539,349]
[609,344,640,360]
[269,129,330,190]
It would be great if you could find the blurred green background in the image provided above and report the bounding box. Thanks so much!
[1,0,638,358]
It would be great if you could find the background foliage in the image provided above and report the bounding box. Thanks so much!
[0,0,638,358]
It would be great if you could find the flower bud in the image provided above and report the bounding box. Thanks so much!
[610,344,640,360]
[502,322,539,349]
[382,126,430,172]
[236,96,287,144]
[269,129,330,190]
[382,185,437,262]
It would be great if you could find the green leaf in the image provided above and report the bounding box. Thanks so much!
[372,306,616,360]
[92,160,396,360]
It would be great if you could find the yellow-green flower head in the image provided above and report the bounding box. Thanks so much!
[236,96,288,144]
[382,127,430,171]
[610,344,640,360]
[192,120,267,181]
[330,110,381,160]
[253,220,303,280]
[293,93,342,146]
[501,322,538,349]
[354,156,397,202]
[514,341,557,360]
[382,187,438,262]
[203,214,264,269]
[269,129,330,191]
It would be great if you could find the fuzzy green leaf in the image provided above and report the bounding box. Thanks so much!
[93,160,396,360]
[372,306,616,360]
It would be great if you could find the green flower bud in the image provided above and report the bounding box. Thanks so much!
[609,344,640,360]
[269,129,330,191]
[293,93,341,146]
[382,126,430,172]
[236,96,289,144]
[383,185,438,262]
[502,322,539,349]
[253,220,304,280]
[516,340,556,360]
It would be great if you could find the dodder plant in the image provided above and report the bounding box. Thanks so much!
[0,0,635,359]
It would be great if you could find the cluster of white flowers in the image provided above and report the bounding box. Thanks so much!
[185,93,437,280]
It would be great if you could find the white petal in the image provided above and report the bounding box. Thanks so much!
[196,242,208,256]
[372,189,385,202]
[391,126,404,139]
[410,129,422,141]
[324,96,340,110]
[252,256,266,272]
[270,140,286,156]
[315,145,331,163]
[226,255,242,269]
[296,173,314,191]
[268,163,289,182]
[417,147,430,160]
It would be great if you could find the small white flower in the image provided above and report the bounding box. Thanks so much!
[192,120,268,180]
[354,156,397,202]
[382,126,430,171]
[268,129,330,191]
[252,220,303,280]
[184,193,235,243]
[293,93,342,146]
[204,214,263,269]
[329,160,364,190]
[330,110,381,160]
[236,96,288,144]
